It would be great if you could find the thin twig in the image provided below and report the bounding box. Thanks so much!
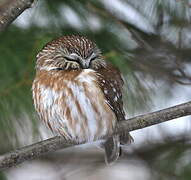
[0,101,191,170]
[0,0,35,32]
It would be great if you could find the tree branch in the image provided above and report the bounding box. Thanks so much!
[0,101,191,170]
[0,0,34,32]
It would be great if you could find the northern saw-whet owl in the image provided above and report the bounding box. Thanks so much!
[32,35,132,164]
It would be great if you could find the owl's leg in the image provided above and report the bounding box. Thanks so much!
[103,135,120,165]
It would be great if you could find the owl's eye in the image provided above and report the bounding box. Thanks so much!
[64,56,78,62]
[64,53,81,62]
[90,55,97,61]
[89,53,98,61]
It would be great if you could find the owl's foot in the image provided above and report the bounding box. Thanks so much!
[120,132,134,145]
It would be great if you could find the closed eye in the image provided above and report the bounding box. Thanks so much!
[64,56,79,62]
[90,56,97,61]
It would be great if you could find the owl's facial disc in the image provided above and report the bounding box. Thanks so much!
[36,35,107,71]
[64,52,98,69]
[64,53,80,63]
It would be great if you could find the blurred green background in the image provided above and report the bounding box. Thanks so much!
[0,0,191,179]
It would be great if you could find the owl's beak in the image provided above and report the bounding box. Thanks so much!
[81,59,90,69]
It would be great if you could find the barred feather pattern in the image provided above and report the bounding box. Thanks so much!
[32,69,117,142]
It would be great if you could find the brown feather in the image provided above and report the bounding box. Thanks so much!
[32,35,133,165]
[96,62,125,121]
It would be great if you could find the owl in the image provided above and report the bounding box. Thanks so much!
[32,35,132,164]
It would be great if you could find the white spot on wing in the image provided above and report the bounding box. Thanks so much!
[113,88,116,92]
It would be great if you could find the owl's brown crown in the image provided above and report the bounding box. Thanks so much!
[60,35,97,58]
[36,35,105,71]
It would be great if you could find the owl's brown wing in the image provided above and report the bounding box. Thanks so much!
[96,62,132,164]
[97,62,133,145]
[97,62,125,122]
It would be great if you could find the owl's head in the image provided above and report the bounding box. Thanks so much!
[36,35,106,71]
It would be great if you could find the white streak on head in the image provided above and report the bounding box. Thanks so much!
[39,66,58,71]
[45,59,53,62]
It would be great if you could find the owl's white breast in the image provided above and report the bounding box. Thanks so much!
[33,69,116,142]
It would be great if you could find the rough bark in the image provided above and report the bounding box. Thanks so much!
[0,0,34,32]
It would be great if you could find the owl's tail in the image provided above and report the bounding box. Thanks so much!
[104,135,120,165]
[104,133,133,165]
